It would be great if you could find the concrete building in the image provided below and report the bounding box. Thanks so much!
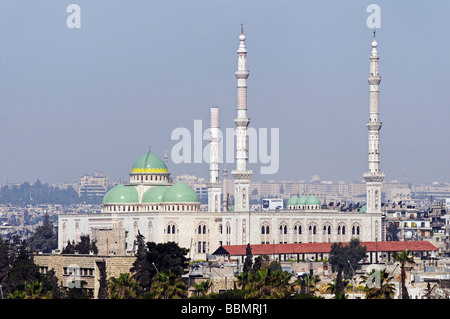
[77,172,109,199]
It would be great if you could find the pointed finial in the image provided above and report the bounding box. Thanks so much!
[373,29,376,39]
[241,23,244,34]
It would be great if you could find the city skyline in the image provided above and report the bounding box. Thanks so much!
[0,1,449,185]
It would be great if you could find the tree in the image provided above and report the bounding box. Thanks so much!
[7,280,52,299]
[130,232,152,291]
[0,237,11,294]
[150,270,187,299]
[236,268,292,299]
[66,280,93,299]
[386,223,400,241]
[108,273,140,299]
[28,214,57,253]
[325,278,350,297]
[360,267,395,299]
[293,274,321,295]
[130,238,190,295]
[328,238,367,299]
[392,249,414,299]
[9,239,40,292]
[40,268,64,299]
[253,254,271,272]
[243,243,253,273]
[97,262,108,299]
[192,279,212,297]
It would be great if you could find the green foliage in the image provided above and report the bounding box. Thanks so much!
[66,280,93,299]
[61,235,98,254]
[328,238,367,299]
[236,268,293,299]
[360,268,396,299]
[130,234,190,296]
[149,270,187,299]
[243,244,253,273]
[192,279,212,297]
[0,179,102,205]
[393,250,415,299]
[28,214,57,253]
[108,273,140,299]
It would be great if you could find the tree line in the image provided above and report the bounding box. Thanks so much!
[0,179,101,205]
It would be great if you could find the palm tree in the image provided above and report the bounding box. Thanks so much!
[293,274,321,295]
[243,269,292,299]
[192,279,212,297]
[236,271,250,290]
[7,281,52,299]
[360,268,396,299]
[150,270,186,299]
[108,273,140,299]
[392,250,414,299]
[325,278,350,298]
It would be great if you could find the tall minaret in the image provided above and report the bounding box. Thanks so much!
[231,24,252,212]
[208,107,222,212]
[363,31,384,214]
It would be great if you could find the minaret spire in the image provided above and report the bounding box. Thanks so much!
[208,107,222,212]
[232,25,252,212]
[363,32,384,216]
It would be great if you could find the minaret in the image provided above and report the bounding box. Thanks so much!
[363,31,384,214]
[208,107,222,212]
[231,24,252,212]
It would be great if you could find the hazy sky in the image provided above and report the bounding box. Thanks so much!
[0,1,448,185]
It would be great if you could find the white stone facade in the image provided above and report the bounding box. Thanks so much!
[58,209,382,260]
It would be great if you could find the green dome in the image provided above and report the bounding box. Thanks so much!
[305,195,321,206]
[297,195,307,205]
[102,184,139,204]
[359,204,367,213]
[162,182,199,203]
[287,196,299,206]
[132,152,168,173]
[142,186,169,203]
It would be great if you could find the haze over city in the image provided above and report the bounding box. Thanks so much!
[0,1,448,185]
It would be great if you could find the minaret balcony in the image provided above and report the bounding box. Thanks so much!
[235,70,249,79]
[366,121,382,131]
[367,75,381,85]
[363,172,385,183]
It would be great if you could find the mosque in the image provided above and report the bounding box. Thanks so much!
[58,28,384,260]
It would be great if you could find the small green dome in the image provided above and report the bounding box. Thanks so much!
[305,195,321,206]
[102,184,139,204]
[132,152,168,173]
[287,196,299,206]
[297,195,307,205]
[359,204,367,213]
[142,186,169,203]
[162,182,199,203]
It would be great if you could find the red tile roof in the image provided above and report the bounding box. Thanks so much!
[213,241,437,256]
